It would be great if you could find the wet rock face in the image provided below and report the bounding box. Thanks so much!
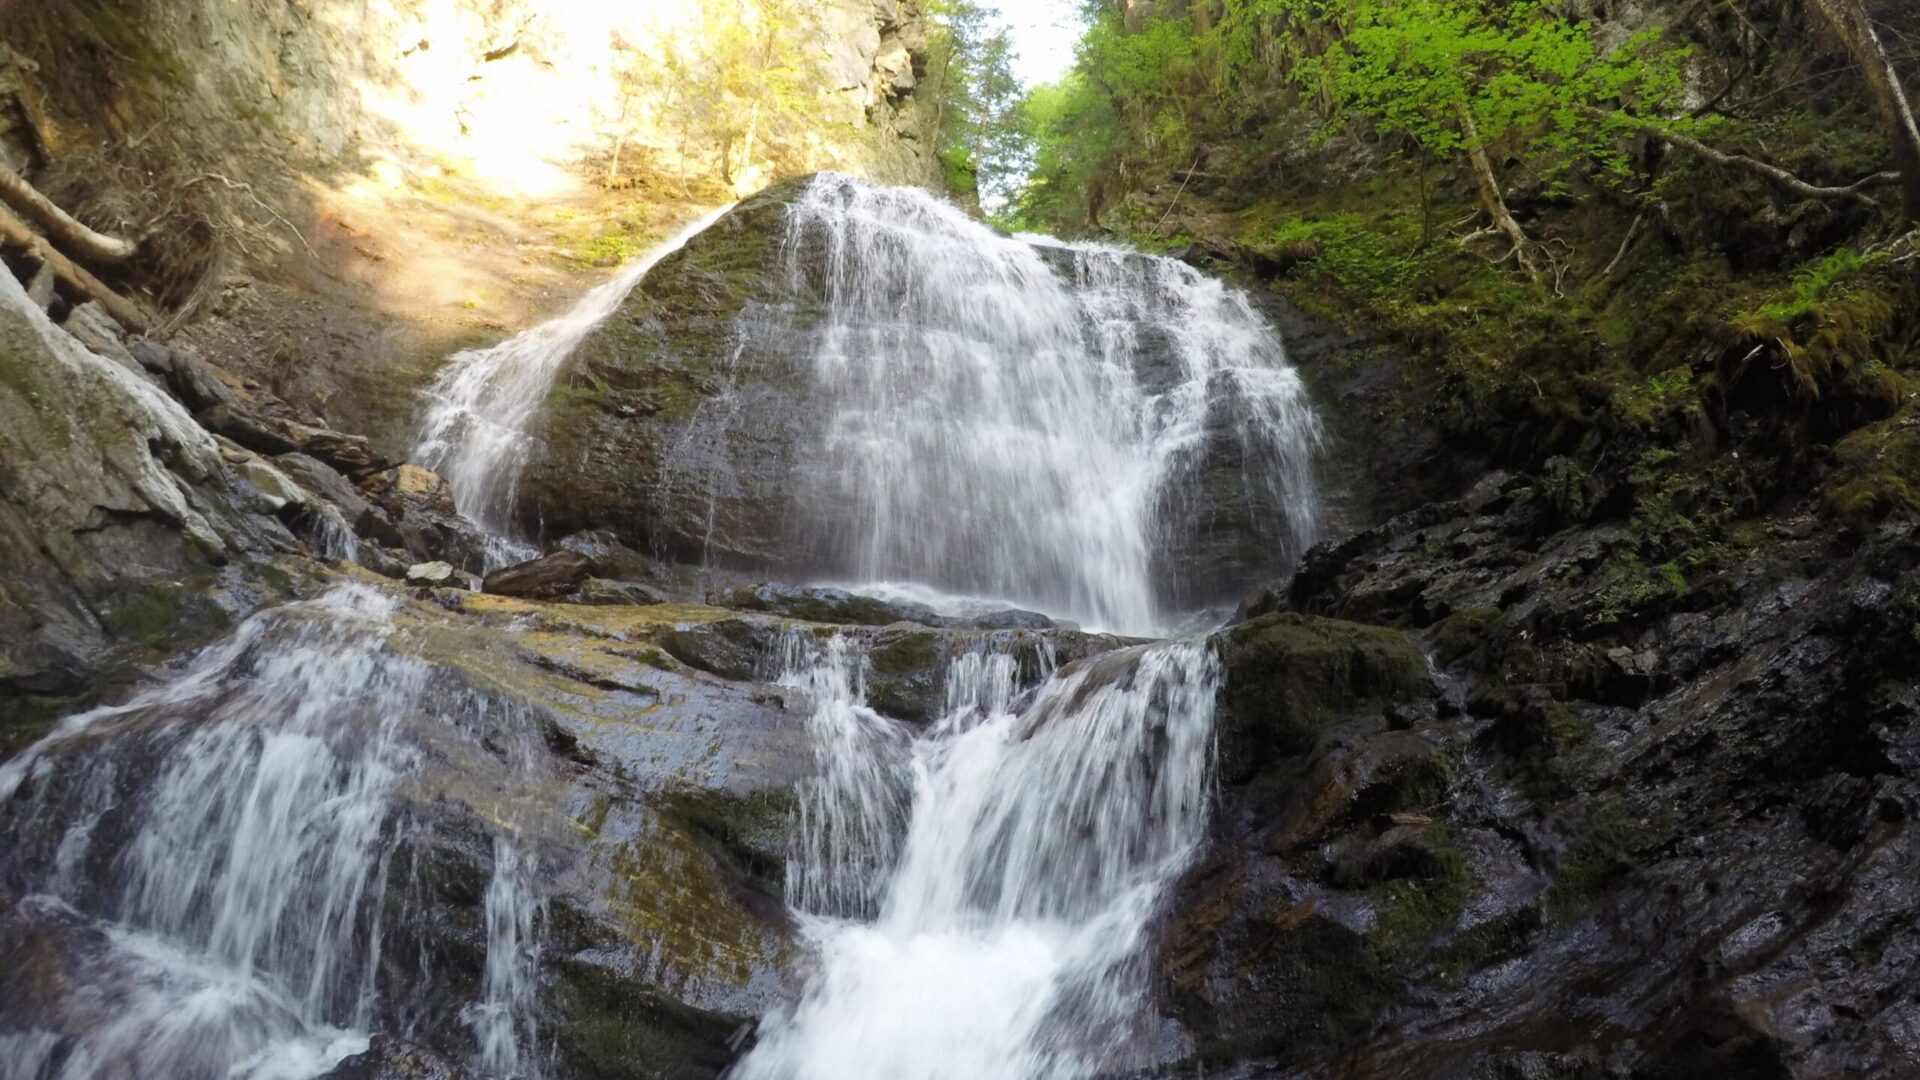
[1166,457,1920,1078]
[523,176,1320,615]
[0,585,822,1080]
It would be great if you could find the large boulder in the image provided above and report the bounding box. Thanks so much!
[518,175,1322,613]
[520,177,817,572]
[0,270,289,748]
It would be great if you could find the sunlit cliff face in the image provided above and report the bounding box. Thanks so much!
[313,0,704,197]
[303,0,907,199]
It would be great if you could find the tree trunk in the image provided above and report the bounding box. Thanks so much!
[1458,104,1541,279]
[1804,0,1920,220]
[0,163,137,264]
[740,99,762,186]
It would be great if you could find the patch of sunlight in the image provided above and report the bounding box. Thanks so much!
[311,0,706,199]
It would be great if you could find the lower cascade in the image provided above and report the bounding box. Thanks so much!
[740,635,1222,1080]
[0,588,547,1080]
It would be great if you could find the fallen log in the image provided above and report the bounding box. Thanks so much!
[0,161,137,263]
[0,203,148,332]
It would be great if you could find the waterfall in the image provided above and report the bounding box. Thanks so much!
[414,207,731,567]
[410,176,1318,633]
[772,175,1321,634]
[740,635,1221,1080]
[0,587,546,1079]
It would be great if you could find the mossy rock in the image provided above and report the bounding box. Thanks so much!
[1823,404,1920,524]
[863,628,948,722]
[1211,613,1434,786]
[545,954,741,1080]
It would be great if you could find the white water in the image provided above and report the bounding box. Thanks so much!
[0,587,546,1079]
[741,635,1221,1080]
[413,207,730,567]
[776,175,1321,634]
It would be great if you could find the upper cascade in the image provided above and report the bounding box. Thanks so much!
[434,172,1321,635]
[770,175,1321,633]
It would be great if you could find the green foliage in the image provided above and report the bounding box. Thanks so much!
[925,0,1029,208]
[1015,0,1693,245]
[604,0,838,189]
[1012,73,1123,229]
[1210,0,1695,228]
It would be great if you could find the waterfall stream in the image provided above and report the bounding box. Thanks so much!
[0,588,547,1080]
[772,175,1320,633]
[3,175,1321,1080]
[741,635,1222,1080]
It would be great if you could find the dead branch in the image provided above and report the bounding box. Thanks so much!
[1604,110,1898,208]
[0,161,138,264]
[0,203,148,331]
[1600,214,1646,280]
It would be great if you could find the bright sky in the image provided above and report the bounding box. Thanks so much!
[982,0,1084,88]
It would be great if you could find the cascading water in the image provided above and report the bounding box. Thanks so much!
[414,207,730,567]
[0,587,547,1079]
[387,175,1313,1078]
[742,634,1221,1080]
[413,176,1318,633]
[770,175,1322,633]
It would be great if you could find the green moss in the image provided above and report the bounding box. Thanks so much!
[1213,613,1432,787]
[661,786,794,897]
[866,630,942,678]
[1427,905,1544,985]
[1543,799,1651,923]
[546,955,737,1079]
[1368,841,1471,958]
[1729,252,1899,401]
[98,582,231,649]
[602,821,770,988]
[1429,607,1505,670]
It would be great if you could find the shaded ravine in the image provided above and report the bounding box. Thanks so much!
[395,174,1323,1078]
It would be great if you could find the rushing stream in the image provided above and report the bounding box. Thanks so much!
[742,635,1222,1080]
[770,176,1321,634]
